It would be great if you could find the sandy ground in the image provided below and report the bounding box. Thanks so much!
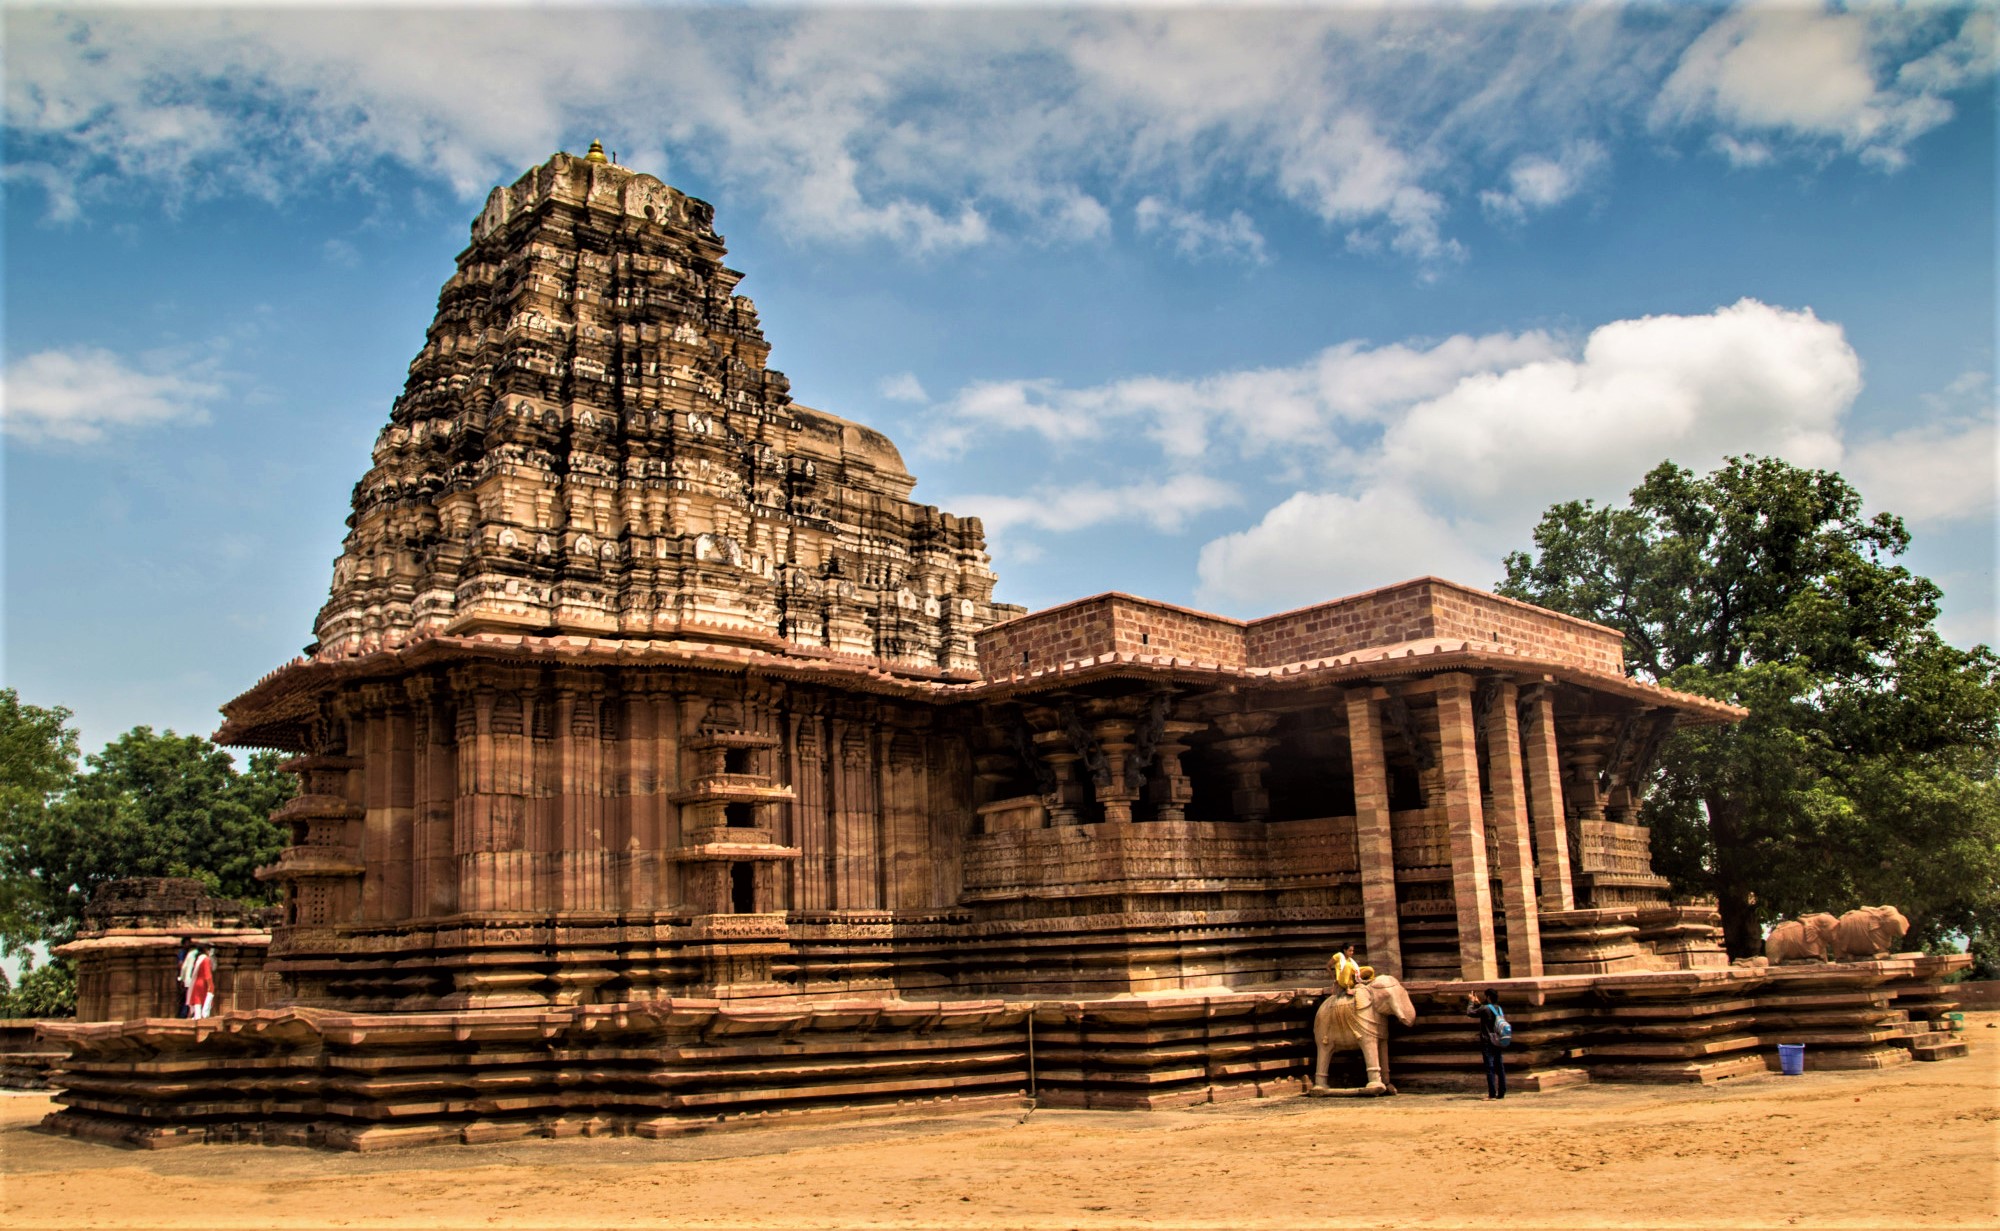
[4,1013,1996,1231]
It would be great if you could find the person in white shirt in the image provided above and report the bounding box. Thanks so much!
[1325,943,1362,997]
[176,939,201,1018]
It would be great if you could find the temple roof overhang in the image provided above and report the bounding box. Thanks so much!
[216,613,1743,751]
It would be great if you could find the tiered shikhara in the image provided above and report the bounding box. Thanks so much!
[44,149,1968,1150]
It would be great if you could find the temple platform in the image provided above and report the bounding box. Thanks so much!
[36,953,1967,1150]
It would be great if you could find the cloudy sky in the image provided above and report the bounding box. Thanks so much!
[4,3,1995,757]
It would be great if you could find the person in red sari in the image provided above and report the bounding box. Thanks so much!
[186,947,215,1019]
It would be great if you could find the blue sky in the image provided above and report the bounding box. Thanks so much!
[3,3,1995,760]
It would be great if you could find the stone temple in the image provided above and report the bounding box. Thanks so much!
[43,146,1967,1149]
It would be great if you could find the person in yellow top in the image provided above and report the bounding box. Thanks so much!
[1325,943,1362,997]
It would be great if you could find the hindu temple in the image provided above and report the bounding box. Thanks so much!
[41,145,1967,1149]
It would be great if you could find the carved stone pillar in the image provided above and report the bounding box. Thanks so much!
[790,706,830,911]
[554,672,610,914]
[1344,688,1401,978]
[354,684,408,924]
[830,718,881,908]
[407,675,457,919]
[1090,718,1141,824]
[1520,685,1574,912]
[1146,721,1204,822]
[1030,731,1087,825]
[1482,680,1542,978]
[1434,674,1498,981]
[1212,712,1279,823]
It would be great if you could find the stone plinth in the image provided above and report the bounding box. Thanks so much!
[38,954,1970,1149]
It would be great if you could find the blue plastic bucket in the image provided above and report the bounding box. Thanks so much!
[1777,1044,1806,1076]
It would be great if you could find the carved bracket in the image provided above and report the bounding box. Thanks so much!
[1058,701,1112,788]
[1122,689,1174,793]
[1598,711,1642,795]
[1009,720,1057,796]
[1382,688,1436,773]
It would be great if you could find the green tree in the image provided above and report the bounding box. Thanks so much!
[0,958,77,1018]
[0,689,81,954]
[0,725,294,953]
[1500,456,2000,957]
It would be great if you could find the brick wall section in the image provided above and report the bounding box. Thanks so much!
[1245,585,1438,665]
[1244,578,1625,675]
[1104,596,1245,665]
[973,596,1120,677]
[1420,582,1625,676]
[974,594,1245,676]
[973,579,1627,678]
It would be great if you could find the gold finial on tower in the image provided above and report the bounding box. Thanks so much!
[586,139,608,164]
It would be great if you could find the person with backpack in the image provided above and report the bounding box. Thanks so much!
[1464,988,1510,1099]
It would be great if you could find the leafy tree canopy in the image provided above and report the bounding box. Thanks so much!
[1500,457,2000,958]
[0,695,294,955]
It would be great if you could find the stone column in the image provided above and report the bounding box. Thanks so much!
[355,689,393,922]
[555,673,610,913]
[880,727,929,908]
[1483,680,1542,977]
[790,707,829,912]
[1146,721,1203,822]
[408,676,457,918]
[1213,712,1279,824]
[1091,718,1140,824]
[1030,731,1087,825]
[1343,688,1401,978]
[830,719,880,910]
[1434,674,1498,981]
[1520,686,1574,912]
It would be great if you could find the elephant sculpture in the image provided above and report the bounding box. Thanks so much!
[1764,913,1840,964]
[1830,905,1909,960]
[1311,974,1418,1095]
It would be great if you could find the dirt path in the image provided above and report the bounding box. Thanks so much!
[5,1013,1996,1230]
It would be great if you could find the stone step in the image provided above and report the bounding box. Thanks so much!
[1911,1039,1969,1061]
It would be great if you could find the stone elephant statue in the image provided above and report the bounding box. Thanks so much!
[1764,913,1840,964]
[1831,905,1909,960]
[1311,974,1418,1095]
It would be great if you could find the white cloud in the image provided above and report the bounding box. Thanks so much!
[1709,134,1775,168]
[1654,7,1988,170]
[879,372,929,403]
[1,347,221,445]
[1186,299,1865,612]
[1134,197,1266,263]
[1848,412,1998,526]
[956,474,1240,540]
[12,10,1985,268]
[921,329,1565,461]
[1479,141,1606,220]
[1197,487,1491,612]
[1376,299,1859,522]
[1848,416,1998,526]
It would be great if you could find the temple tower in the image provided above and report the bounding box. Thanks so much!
[313,143,1009,671]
